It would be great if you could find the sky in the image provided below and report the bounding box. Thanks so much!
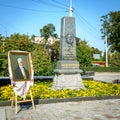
[0,0,120,51]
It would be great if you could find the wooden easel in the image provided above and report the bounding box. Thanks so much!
[11,89,35,114]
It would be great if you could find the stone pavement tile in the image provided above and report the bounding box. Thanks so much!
[2,99,120,120]
[35,99,120,120]
[5,105,35,120]
[94,72,120,83]
[0,107,6,120]
[33,99,120,120]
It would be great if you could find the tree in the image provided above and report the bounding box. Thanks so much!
[51,40,60,62]
[40,24,58,48]
[32,45,52,76]
[0,34,3,52]
[5,33,34,52]
[110,52,120,67]
[0,52,8,76]
[0,35,9,76]
[101,11,120,52]
[76,39,92,71]
[0,33,35,76]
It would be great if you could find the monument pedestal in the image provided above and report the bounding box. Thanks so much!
[51,60,86,90]
[52,73,86,90]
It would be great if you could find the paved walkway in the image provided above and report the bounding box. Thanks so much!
[0,98,120,120]
[94,72,120,83]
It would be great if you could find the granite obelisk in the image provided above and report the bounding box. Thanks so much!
[52,16,86,90]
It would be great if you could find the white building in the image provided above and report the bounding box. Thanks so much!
[34,36,59,45]
[34,36,45,44]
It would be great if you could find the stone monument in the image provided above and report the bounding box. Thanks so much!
[51,16,86,90]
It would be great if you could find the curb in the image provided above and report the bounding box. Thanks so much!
[0,95,120,106]
[34,96,120,104]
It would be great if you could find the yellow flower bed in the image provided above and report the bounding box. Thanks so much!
[0,80,120,100]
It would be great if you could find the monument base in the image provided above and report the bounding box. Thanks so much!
[51,73,86,90]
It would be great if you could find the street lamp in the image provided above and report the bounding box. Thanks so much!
[105,35,108,67]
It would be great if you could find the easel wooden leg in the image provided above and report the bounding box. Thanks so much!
[30,89,35,110]
[15,93,18,114]
[11,93,15,107]
[11,89,35,114]
[11,93,19,114]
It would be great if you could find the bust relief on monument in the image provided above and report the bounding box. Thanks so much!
[65,34,74,51]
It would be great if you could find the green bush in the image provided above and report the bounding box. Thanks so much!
[85,66,120,72]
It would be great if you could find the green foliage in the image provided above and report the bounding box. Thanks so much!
[101,11,120,52]
[76,40,92,71]
[40,24,58,46]
[0,35,3,52]
[86,66,120,72]
[0,80,120,100]
[0,37,8,76]
[0,33,35,76]
[110,52,120,67]
[32,45,52,76]
[5,33,34,52]
[51,41,60,62]
[0,52,8,76]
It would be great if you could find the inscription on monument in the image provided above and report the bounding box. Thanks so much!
[61,63,79,68]
[64,48,76,60]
